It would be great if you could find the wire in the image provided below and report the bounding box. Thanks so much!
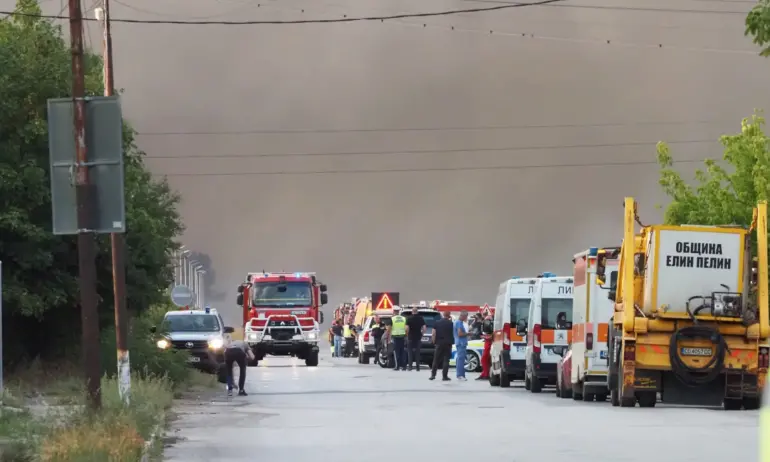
[464,0,749,14]
[136,119,732,136]
[0,0,569,24]
[145,139,715,160]
[151,157,711,177]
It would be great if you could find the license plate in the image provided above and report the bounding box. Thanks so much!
[187,356,201,363]
[600,350,607,359]
[680,347,712,357]
[516,345,526,352]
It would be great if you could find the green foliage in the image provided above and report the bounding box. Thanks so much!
[656,111,770,228]
[0,0,184,363]
[101,300,191,386]
[746,0,770,57]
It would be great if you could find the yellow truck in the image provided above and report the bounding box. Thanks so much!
[595,197,769,409]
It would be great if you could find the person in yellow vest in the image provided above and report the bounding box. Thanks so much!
[390,306,407,371]
[343,324,354,357]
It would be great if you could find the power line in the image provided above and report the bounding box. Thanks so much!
[464,0,748,14]
[136,119,731,136]
[144,139,715,160]
[152,157,711,177]
[0,0,567,24]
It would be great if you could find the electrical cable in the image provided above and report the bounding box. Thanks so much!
[135,120,732,136]
[144,139,714,160]
[149,156,711,177]
[0,0,569,24]
[464,0,749,15]
[669,324,728,387]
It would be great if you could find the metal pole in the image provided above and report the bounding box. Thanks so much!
[199,271,206,307]
[100,0,129,405]
[69,0,101,409]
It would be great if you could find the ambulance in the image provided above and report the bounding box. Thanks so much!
[563,247,619,401]
[517,273,574,393]
[489,276,538,388]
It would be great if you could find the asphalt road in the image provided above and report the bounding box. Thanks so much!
[165,348,760,462]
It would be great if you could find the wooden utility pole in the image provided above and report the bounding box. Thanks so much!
[68,0,102,410]
[99,0,130,405]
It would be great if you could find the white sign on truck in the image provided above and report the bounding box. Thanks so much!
[643,229,743,315]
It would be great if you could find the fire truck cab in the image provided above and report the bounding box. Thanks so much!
[237,272,328,367]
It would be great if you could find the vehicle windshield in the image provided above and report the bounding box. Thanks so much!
[541,298,573,329]
[251,281,312,307]
[405,312,441,328]
[163,314,220,332]
[510,298,530,326]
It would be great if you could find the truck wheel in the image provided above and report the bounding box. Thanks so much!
[723,398,743,410]
[595,394,608,402]
[489,371,501,386]
[610,388,620,407]
[357,353,364,364]
[305,351,319,367]
[572,388,583,401]
[530,375,542,393]
[637,392,656,408]
[744,397,760,410]
[583,392,595,402]
[500,372,511,388]
[362,354,370,365]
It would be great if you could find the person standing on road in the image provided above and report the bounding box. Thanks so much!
[390,306,408,371]
[478,314,494,381]
[454,310,470,381]
[343,323,354,357]
[371,316,385,365]
[405,306,426,371]
[430,311,454,381]
[224,338,255,397]
[332,320,344,358]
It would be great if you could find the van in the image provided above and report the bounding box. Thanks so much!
[489,277,538,388]
[564,247,619,401]
[517,274,574,393]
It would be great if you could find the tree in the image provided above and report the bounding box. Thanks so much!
[656,111,770,228]
[746,0,770,57]
[0,0,183,364]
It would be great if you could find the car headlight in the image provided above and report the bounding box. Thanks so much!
[156,339,170,350]
[208,337,224,350]
[247,333,258,341]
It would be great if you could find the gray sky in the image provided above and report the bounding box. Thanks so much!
[12,0,770,325]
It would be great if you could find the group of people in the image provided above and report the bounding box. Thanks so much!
[331,305,495,382]
[329,320,360,357]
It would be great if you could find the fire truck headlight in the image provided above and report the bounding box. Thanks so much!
[208,337,224,350]
[156,339,170,350]
[306,331,317,340]
[247,333,258,342]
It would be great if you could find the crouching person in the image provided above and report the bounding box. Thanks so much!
[225,338,255,397]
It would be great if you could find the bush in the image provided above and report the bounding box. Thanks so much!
[101,302,191,387]
[38,374,175,462]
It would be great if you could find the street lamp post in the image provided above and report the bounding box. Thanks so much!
[189,261,201,307]
[196,268,206,307]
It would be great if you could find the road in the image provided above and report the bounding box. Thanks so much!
[165,348,759,462]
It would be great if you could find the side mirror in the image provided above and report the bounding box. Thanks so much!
[751,257,759,286]
[320,284,328,293]
[223,326,235,334]
[320,293,328,305]
[319,312,325,324]
[552,346,566,357]
[236,293,243,306]
[596,251,607,286]
[237,285,244,294]
[516,319,527,336]
[149,326,157,334]
[608,289,616,301]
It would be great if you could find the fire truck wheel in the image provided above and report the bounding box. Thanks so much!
[305,351,319,367]
[489,371,501,386]
[610,388,620,407]
[744,397,760,410]
[500,372,511,388]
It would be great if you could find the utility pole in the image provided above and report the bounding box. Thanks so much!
[96,0,129,405]
[68,0,101,410]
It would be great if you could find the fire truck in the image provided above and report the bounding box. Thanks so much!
[237,272,328,367]
[596,197,769,409]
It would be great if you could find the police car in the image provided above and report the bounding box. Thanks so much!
[153,307,234,373]
[450,339,485,372]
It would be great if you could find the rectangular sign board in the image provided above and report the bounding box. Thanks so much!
[371,292,400,310]
[47,96,125,235]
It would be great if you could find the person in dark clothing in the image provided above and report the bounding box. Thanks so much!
[225,339,255,396]
[470,314,483,340]
[371,317,385,365]
[331,321,344,357]
[430,311,455,381]
[405,307,426,371]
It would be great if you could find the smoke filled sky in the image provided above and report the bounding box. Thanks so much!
[13,0,769,324]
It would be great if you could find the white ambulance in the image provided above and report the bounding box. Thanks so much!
[518,273,574,393]
[489,276,538,388]
[562,247,619,401]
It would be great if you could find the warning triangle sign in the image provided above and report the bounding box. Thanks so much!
[375,293,393,310]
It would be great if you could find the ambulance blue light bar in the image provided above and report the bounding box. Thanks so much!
[511,276,519,280]
[589,247,598,256]
[541,272,556,278]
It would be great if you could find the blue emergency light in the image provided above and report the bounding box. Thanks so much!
[204,306,211,314]
[511,276,520,280]
[589,247,598,256]
[541,271,556,278]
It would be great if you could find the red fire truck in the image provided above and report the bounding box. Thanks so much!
[237,272,328,367]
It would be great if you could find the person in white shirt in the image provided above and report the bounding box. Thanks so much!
[224,336,255,396]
